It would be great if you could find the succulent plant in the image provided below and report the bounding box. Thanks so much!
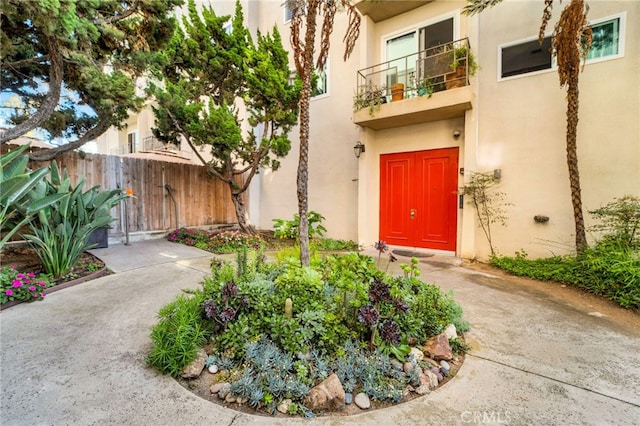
[393,297,409,312]
[369,279,391,303]
[222,280,239,299]
[203,299,219,319]
[219,306,237,323]
[357,305,379,327]
[380,320,401,345]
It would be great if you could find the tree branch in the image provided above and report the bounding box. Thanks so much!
[28,115,112,161]
[0,37,63,145]
[95,0,140,25]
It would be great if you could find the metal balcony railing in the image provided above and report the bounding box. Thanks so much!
[355,38,473,109]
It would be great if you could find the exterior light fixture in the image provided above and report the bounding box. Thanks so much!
[353,141,365,158]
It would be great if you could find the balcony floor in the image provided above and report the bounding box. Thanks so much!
[353,85,473,130]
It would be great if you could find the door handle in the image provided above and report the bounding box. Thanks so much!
[410,209,416,219]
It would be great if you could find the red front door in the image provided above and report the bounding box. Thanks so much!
[380,148,459,251]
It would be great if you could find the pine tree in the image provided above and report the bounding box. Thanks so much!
[0,0,182,160]
[149,0,300,234]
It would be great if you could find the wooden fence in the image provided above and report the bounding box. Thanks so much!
[29,151,239,235]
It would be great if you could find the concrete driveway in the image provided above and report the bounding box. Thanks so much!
[1,239,639,425]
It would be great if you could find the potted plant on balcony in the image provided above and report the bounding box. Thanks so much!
[353,83,387,115]
[445,46,478,89]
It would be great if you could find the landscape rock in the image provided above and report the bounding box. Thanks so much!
[209,382,228,394]
[439,360,450,370]
[418,370,431,387]
[440,367,449,377]
[415,384,431,395]
[217,383,232,400]
[277,399,292,414]
[422,333,453,361]
[403,361,416,374]
[181,349,207,379]
[345,393,353,405]
[390,359,403,371]
[430,367,443,382]
[208,364,219,374]
[354,392,371,409]
[444,324,457,340]
[423,357,439,368]
[237,396,248,404]
[225,393,236,403]
[424,370,439,389]
[410,347,424,362]
[304,373,345,411]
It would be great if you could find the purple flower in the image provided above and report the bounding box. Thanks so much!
[29,286,36,291]
[17,273,25,279]
[5,289,13,296]
[219,307,236,323]
[374,240,389,254]
[12,279,22,288]
[27,272,35,278]
[38,281,47,287]
[203,299,219,319]
[357,305,379,327]
[369,279,391,303]
[393,298,409,312]
[222,281,238,298]
[380,320,401,345]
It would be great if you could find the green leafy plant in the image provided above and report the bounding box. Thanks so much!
[146,293,209,377]
[589,195,640,250]
[272,211,327,240]
[0,265,52,304]
[0,144,65,249]
[353,83,387,115]
[462,171,511,256]
[22,161,125,278]
[168,228,264,253]
[451,46,479,76]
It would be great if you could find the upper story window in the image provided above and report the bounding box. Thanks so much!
[499,12,626,81]
[500,36,552,79]
[384,15,455,87]
[311,62,328,98]
[586,13,625,61]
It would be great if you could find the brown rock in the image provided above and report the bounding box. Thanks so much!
[181,349,207,379]
[210,382,228,394]
[422,333,453,361]
[304,373,345,411]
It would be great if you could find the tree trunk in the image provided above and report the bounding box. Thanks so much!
[296,7,319,267]
[231,191,256,235]
[566,78,588,254]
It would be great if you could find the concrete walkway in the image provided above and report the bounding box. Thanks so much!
[1,239,639,425]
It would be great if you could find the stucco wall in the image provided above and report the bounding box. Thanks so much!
[475,0,640,259]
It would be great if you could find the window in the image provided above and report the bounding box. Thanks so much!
[384,16,455,87]
[586,13,624,61]
[500,36,552,79]
[311,63,328,98]
[499,12,625,80]
[127,132,137,153]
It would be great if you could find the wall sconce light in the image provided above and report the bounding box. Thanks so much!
[453,130,461,140]
[493,168,502,180]
[353,141,366,158]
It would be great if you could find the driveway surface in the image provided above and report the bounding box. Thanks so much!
[1,239,639,425]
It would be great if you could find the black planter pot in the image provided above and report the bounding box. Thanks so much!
[87,227,109,249]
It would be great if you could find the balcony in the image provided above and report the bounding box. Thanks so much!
[353,0,434,23]
[353,38,475,131]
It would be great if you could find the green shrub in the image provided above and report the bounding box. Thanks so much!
[148,250,468,413]
[589,195,640,250]
[491,245,640,310]
[22,161,125,278]
[146,293,209,377]
[272,210,327,240]
[167,228,263,253]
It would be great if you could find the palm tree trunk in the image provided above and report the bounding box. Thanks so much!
[296,6,319,267]
[566,78,588,254]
